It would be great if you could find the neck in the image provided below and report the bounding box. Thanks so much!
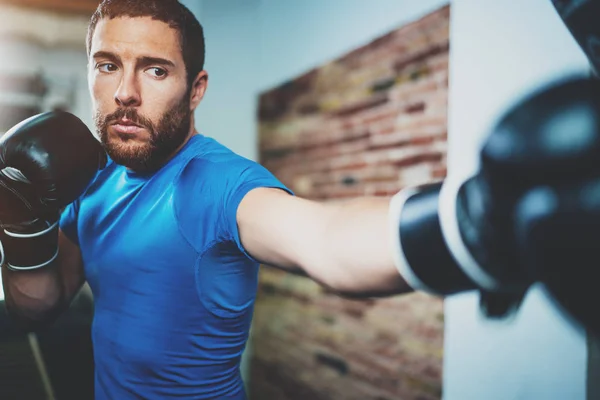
[155,124,199,169]
[171,126,198,157]
[126,123,198,174]
[173,111,199,158]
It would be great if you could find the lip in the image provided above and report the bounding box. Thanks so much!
[111,120,144,135]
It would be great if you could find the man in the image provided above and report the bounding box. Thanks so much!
[2,0,597,399]
[1,1,415,399]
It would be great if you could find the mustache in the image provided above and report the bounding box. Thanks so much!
[104,108,154,131]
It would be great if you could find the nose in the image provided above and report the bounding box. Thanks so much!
[114,72,141,107]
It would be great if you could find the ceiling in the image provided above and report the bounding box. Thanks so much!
[0,0,98,15]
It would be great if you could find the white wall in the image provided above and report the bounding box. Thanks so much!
[179,0,260,160]
[444,0,590,399]
[182,0,448,160]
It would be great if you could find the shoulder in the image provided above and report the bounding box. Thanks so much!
[176,137,276,192]
[174,134,293,211]
[184,134,246,163]
[172,137,293,250]
[172,139,259,211]
[171,142,261,248]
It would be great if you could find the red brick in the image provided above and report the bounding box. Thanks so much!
[253,5,449,400]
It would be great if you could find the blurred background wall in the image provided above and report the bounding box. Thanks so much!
[252,7,449,399]
[0,3,92,132]
[183,0,448,161]
[444,0,590,398]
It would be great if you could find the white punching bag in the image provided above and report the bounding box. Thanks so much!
[443,0,592,399]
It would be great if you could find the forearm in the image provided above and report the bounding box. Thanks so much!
[1,231,84,331]
[310,196,413,296]
[2,263,66,331]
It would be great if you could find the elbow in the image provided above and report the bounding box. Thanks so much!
[4,297,64,333]
[314,270,415,299]
[326,283,415,300]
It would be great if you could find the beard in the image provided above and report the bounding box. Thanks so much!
[94,96,192,173]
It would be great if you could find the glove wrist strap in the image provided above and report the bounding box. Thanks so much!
[392,182,478,295]
[1,221,59,271]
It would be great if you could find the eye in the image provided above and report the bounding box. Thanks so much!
[97,63,118,73]
[146,67,167,78]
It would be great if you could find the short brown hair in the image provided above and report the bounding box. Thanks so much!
[87,0,205,86]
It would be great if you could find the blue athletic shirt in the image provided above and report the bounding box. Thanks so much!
[59,134,291,399]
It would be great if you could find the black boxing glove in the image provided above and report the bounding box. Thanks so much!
[455,76,600,314]
[514,179,600,337]
[389,182,478,296]
[552,0,600,77]
[0,111,106,270]
[390,76,600,316]
[512,78,600,337]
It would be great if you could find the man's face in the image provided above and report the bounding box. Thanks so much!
[89,17,193,172]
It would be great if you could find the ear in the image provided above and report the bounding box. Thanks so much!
[189,70,209,110]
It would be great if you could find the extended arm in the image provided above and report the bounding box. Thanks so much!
[237,188,409,297]
[237,77,597,311]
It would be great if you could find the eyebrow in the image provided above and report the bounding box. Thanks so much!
[138,56,176,69]
[92,51,176,69]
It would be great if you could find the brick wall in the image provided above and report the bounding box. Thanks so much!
[251,5,450,400]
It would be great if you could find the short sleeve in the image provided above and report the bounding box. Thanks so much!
[59,198,81,246]
[174,156,293,259]
[222,159,294,260]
